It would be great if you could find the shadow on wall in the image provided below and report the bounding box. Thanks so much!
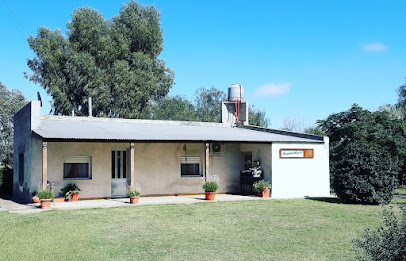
[0,168,13,196]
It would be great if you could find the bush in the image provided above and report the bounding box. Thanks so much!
[0,167,3,189]
[36,188,54,199]
[126,183,141,197]
[332,142,397,205]
[202,181,219,192]
[253,180,271,191]
[127,190,140,197]
[354,204,406,260]
[0,168,13,196]
[318,105,406,204]
[127,187,140,197]
[60,183,80,197]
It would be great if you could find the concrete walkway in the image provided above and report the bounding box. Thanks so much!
[0,197,44,214]
[0,194,270,214]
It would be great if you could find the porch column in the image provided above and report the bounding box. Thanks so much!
[42,142,47,189]
[205,143,210,180]
[130,142,135,186]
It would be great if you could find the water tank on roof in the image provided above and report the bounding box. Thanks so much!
[228,83,244,101]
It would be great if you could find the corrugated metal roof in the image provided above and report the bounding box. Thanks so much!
[32,116,324,143]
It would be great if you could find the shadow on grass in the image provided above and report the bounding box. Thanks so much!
[304,196,344,204]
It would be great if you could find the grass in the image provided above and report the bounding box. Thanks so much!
[395,185,406,195]
[0,199,383,261]
[394,186,406,204]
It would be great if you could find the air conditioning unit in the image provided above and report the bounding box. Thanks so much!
[211,143,224,155]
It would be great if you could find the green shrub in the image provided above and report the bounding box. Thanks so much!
[127,188,140,197]
[354,204,406,260]
[0,167,3,189]
[202,181,219,192]
[36,188,54,199]
[332,142,397,205]
[60,183,81,197]
[0,168,12,196]
[253,180,271,191]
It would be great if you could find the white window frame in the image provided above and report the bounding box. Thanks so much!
[180,156,202,177]
[63,156,92,180]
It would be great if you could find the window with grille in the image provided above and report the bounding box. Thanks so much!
[63,156,92,179]
[180,156,202,177]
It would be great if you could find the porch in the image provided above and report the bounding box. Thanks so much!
[0,194,271,213]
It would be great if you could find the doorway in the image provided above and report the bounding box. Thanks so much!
[111,150,128,198]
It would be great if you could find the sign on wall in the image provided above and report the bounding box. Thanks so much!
[280,149,314,159]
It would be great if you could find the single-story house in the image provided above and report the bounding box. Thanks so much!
[13,96,330,202]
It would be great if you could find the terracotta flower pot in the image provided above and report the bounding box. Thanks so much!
[40,199,52,209]
[32,196,40,203]
[258,188,270,198]
[71,192,79,202]
[130,196,139,204]
[205,192,216,201]
[53,197,65,203]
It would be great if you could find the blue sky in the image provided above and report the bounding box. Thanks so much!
[1,0,405,128]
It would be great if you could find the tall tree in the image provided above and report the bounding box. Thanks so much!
[0,82,27,168]
[281,116,307,133]
[150,96,197,121]
[249,105,270,127]
[26,1,174,118]
[149,87,270,127]
[195,87,227,122]
[397,77,406,107]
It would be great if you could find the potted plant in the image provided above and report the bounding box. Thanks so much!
[127,184,141,204]
[253,180,272,198]
[202,175,220,200]
[32,191,40,203]
[36,187,54,209]
[61,183,81,202]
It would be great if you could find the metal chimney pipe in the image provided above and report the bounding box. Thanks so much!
[88,97,92,117]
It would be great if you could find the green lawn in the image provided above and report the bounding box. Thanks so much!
[395,185,406,195]
[0,199,383,261]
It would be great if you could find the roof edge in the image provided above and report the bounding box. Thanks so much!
[39,115,229,128]
[241,125,325,141]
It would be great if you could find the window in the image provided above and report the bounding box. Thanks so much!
[111,151,127,179]
[244,152,253,170]
[181,156,202,177]
[63,156,92,179]
[18,154,24,185]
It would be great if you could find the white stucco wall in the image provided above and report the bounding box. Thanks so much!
[13,101,41,201]
[41,142,247,198]
[271,138,330,198]
[209,143,244,192]
[240,143,272,182]
[28,139,329,200]
[134,143,205,195]
[46,142,127,199]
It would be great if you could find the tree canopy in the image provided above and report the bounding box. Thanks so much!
[149,87,270,127]
[0,82,27,169]
[26,1,174,118]
[317,104,406,204]
[397,77,406,107]
[150,96,197,121]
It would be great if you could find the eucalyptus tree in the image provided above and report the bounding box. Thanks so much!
[26,1,174,118]
[0,82,27,168]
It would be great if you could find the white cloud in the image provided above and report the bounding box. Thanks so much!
[361,42,387,52]
[254,82,291,97]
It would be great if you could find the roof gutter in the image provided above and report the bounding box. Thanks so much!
[240,125,325,142]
